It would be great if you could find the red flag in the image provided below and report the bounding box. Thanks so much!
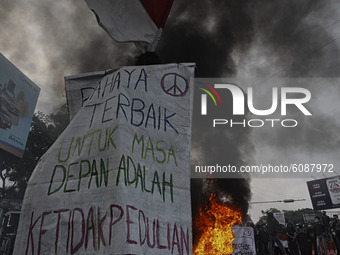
[140,0,174,28]
[85,0,174,46]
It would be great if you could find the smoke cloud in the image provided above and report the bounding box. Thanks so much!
[156,0,340,244]
[246,0,340,158]
[0,0,138,111]
[157,1,257,245]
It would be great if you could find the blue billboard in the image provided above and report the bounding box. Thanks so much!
[0,53,40,157]
[307,176,340,210]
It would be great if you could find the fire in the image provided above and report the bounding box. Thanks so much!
[194,193,242,255]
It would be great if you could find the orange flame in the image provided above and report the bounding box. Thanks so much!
[194,193,242,255]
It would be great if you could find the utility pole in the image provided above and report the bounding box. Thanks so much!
[250,199,306,204]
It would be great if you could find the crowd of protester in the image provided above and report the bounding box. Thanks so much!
[254,211,340,255]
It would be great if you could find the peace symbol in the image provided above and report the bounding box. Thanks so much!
[244,229,252,236]
[161,73,189,97]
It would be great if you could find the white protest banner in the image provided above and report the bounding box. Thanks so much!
[232,226,256,255]
[14,63,195,255]
[273,212,288,248]
[273,212,286,225]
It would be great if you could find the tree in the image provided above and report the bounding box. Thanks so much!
[0,153,17,198]
[283,208,317,224]
[256,207,319,225]
[46,103,70,141]
[0,104,69,199]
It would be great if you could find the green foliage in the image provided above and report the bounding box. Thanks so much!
[283,208,317,224]
[256,208,317,225]
[0,103,69,199]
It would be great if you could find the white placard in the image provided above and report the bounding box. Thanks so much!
[232,226,256,255]
[14,63,195,255]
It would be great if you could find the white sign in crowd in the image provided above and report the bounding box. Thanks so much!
[232,227,256,255]
[14,63,195,255]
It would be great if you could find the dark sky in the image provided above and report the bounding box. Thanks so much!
[1,0,339,108]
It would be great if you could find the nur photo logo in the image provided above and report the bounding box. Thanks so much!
[197,82,312,128]
[198,82,223,115]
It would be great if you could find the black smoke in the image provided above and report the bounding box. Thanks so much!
[158,1,254,77]
[157,0,256,246]
[0,0,138,107]
[155,0,340,247]
[246,0,340,157]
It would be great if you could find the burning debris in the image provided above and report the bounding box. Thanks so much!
[191,179,251,254]
[194,193,242,255]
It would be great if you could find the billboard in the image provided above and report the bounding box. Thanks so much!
[307,176,340,210]
[14,63,195,255]
[0,53,40,157]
